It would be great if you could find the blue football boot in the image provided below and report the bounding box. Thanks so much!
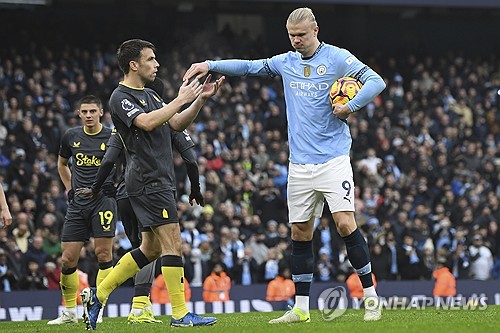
[170,312,217,327]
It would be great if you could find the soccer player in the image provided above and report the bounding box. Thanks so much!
[81,39,224,330]
[184,7,386,323]
[0,187,12,229]
[48,95,117,325]
[77,79,204,324]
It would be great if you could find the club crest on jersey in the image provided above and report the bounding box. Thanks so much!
[303,65,311,78]
[121,99,134,111]
[317,65,327,75]
[72,142,81,148]
[100,143,106,151]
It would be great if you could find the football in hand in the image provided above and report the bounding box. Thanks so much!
[329,77,363,106]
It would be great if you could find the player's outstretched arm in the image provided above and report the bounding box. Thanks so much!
[133,79,203,131]
[185,59,273,79]
[183,62,209,81]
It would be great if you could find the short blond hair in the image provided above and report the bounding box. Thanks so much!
[287,7,317,26]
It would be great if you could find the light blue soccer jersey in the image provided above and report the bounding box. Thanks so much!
[207,42,385,164]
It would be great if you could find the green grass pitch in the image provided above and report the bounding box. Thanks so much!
[1,307,498,333]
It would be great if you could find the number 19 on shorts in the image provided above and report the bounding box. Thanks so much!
[99,210,113,231]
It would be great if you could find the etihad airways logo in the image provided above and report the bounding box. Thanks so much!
[289,81,330,97]
[75,153,101,166]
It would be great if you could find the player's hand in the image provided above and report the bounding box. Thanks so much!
[75,187,96,197]
[101,183,117,198]
[332,103,353,120]
[178,78,203,105]
[189,188,205,206]
[67,189,75,203]
[183,62,209,81]
[199,74,225,101]
[1,209,12,229]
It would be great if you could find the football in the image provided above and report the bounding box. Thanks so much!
[329,77,363,106]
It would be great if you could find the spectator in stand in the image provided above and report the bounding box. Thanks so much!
[228,227,245,273]
[246,229,269,266]
[451,243,470,279]
[188,248,209,287]
[358,148,383,176]
[0,248,15,291]
[264,220,280,247]
[11,219,31,253]
[370,243,391,281]
[315,248,335,282]
[398,234,425,280]
[233,247,259,285]
[313,217,337,260]
[19,260,47,290]
[203,262,231,302]
[43,261,61,291]
[266,267,295,302]
[432,258,456,297]
[42,230,62,260]
[24,235,48,268]
[468,235,493,280]
[262,247,282,283]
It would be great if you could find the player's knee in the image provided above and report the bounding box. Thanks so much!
[336,219,356,237]
[139,244,161,261]
[61,254,78,268]
[148,248,162,261]
[95,247,112,262]
[291,224,313,241]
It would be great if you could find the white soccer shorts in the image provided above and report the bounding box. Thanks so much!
[287,155,355,223]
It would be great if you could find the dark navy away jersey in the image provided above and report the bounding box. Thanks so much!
[109,83,175,196]
[59,125,113,203]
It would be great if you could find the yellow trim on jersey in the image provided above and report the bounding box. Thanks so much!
[84,123,103,136]
[152,94,161,103]
[119,81,144,90]
[116,131,128,151]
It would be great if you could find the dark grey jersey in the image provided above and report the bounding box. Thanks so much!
[109,83,175,196]
[171,129,195,153]
[59,125,113,204]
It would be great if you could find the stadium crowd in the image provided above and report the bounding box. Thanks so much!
[0,26,498,293]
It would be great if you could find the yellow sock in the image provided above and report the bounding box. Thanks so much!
[60,270,79,309]
[162,266,189,319]
[96,253,140,304]
[131,295,150,309]
[96,267,112,305]
[97,267,112,287]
